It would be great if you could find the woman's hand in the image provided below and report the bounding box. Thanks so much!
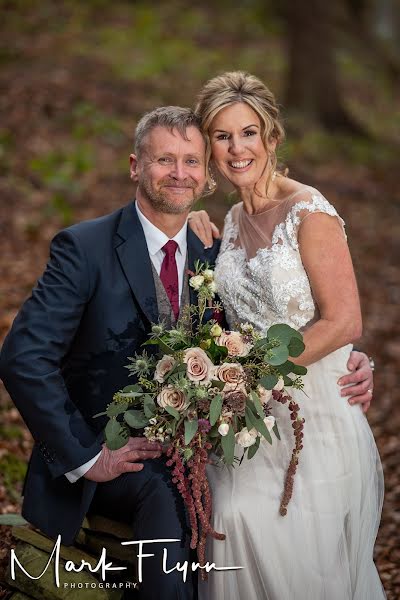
[338,351,374,413]
[188,210,220,248]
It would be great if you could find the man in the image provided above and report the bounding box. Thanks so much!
[0,106,373,599]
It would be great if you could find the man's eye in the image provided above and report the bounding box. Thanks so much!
[159,157,172,163]
[187,159,199,165]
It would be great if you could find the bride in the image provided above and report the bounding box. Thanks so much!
[189,71,385,599]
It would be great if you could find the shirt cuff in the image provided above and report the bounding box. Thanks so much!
[64,451,102,483]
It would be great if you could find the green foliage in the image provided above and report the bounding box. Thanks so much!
[0,454,27,500]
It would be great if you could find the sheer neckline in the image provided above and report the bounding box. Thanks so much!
[239,186,314,218]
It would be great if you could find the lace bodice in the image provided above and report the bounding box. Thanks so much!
[214,186,346,333]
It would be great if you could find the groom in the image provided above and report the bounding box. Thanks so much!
[0,106,373,599]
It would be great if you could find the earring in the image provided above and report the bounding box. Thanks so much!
[208,168,217,190]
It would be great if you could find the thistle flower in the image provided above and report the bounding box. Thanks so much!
[125,351,153,377]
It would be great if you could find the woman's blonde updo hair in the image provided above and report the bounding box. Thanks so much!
[195,71,285,197]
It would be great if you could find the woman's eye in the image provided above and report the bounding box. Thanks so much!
[216,134,229,140]
[187,159,199,165]
[244,130,257,136]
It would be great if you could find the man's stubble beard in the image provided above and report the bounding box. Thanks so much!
[138,175,205,215]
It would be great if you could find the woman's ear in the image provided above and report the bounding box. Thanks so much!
[129,154,139,182]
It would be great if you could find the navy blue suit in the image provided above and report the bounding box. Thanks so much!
[0,201,221,598]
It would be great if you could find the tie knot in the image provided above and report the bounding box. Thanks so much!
[162,240,178,257]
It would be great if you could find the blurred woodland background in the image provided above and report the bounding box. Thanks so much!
[0,0,399,597]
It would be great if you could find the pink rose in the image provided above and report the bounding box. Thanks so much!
[216,331,252,357]
[183,347,215,385]
[215,362,245,385]
[157,385,189,412]
[154,355,176,383]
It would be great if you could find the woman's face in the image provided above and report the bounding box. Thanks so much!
[209,102,276,191]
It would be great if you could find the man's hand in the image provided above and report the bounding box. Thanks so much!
[338,351,373,414]
[188,210,220,248]
[84,437,162,482]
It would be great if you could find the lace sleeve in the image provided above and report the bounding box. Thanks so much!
[285,190,346,250]
[220,203,241,253]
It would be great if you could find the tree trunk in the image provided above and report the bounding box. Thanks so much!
[284,0,366,133]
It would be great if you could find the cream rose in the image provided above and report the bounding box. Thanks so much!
[235,427,258,448]
[274,378,285,391]
[257,385,273,405]
[218,423,230,436]
[217,331,252,357]
[189,275,204,291]
[154,355,176,383]
[157,385,189,412]
[216,362,245,385]
[183,347,215,385]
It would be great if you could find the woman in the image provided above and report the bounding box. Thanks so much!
[190,72,385,599]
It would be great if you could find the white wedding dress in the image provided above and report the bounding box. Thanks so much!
[199,187,385,600]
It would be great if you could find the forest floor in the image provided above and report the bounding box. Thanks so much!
[0,2,399,598]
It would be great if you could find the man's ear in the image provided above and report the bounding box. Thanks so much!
[129,154,139,182]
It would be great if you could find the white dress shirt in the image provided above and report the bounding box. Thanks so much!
[65,201,188,483]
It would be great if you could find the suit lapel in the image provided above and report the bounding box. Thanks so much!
[114,202,159,325]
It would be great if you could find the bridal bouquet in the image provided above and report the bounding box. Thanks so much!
[97,262,306,567]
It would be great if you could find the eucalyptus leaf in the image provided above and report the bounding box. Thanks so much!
[265,344,289,366]
[106,401,130,417]
[267,323,298,345]
[105,420,129,450]
[210,394,223,426]
[143,397,157,418]
[210,379,225,390]
[122,384,143,394]
[124,410,149,429]
[288,336,305,357]
[249,391,265,419]
[165,405,180,419]
[221,425,235,465]
[247,435,260,459]
[258,374,279,390]
[184,419,198,445]
[283,375,294,387]
[272,421,281,440]
[292,364,307,375]
[245,407,272,444]
[276,360,296,375]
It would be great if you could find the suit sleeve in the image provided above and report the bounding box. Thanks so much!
[0,229,103,479]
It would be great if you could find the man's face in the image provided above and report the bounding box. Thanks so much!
[130,126,207,215]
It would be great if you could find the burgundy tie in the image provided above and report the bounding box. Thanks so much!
[160,240,179,321]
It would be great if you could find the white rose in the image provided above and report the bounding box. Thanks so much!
[208,281,217,296]
[257,385,273,405]
[183,347,215,385]
[235,427,258,448]
[203,269,214,281]
[154,354,176,383]
[263,416,276,432]
[189,275,205,291]
[218,423,230,436]
[274,378,285,391]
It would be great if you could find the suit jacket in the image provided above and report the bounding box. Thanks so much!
[0,201,221,545]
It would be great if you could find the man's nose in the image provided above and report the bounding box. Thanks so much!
[169,160,186,180]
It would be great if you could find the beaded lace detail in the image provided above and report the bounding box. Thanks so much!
[215,189,346,333]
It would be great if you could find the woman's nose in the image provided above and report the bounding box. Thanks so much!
[229,136,244,155]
